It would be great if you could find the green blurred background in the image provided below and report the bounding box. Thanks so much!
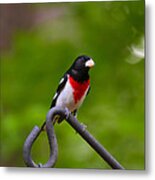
[0,1,144,169]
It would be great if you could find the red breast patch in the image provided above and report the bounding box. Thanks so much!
[69,76,90,103]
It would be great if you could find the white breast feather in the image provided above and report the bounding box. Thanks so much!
[56,79,89,112]
[56,80,75,112]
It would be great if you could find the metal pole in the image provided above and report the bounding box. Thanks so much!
[66,113,124,169]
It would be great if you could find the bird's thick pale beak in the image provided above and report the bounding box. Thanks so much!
[85,59,95,68]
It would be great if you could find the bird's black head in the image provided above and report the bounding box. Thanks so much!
[68,55,95,82]
[72,55,95,71]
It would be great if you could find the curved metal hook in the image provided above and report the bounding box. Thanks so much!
[23,107,124,169]
[23,107,70,168]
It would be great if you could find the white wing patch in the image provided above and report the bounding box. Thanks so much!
[53,77,65,101]
[59,77,64,84]
[53,92,58,100]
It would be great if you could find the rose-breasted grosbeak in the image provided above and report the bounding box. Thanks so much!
[42,55,95,129]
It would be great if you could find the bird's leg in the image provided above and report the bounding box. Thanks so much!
[72,109,77,117]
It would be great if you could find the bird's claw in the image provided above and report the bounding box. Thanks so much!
[65,107,71,119]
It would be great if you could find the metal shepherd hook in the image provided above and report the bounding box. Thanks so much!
[23,107,125,169]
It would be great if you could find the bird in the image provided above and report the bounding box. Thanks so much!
[41,55,95,130]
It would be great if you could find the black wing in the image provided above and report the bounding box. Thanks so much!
[50,74,68,108]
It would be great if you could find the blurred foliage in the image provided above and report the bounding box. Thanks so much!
[0,1,144,169]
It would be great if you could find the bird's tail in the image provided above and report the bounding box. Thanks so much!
[40,114,61,131]
[40,121,46,131]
